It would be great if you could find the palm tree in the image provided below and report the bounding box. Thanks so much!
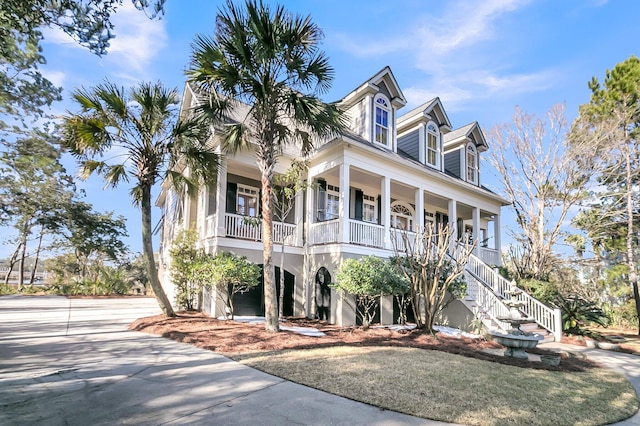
[188,0,344,331]
[62,81,219,317]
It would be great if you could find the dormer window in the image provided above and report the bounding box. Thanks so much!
[374,94,390,146]
[466,143,478,184]
[426,123,440,169]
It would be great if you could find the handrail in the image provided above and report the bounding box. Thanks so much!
[463,271,512,331]
[465,253,561,341]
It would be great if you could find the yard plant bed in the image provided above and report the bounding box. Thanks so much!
[130,312,639,426]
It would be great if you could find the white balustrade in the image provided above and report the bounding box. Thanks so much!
[273,222,296,245]
[465,252,561,341]
[310,219,339,245]
[479,247,500,265]
[222,213,299,246]
[349,220,384,248]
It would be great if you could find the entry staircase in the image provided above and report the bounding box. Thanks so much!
[461,253,562,342]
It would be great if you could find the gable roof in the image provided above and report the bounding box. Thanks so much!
[442,121,488,151]
[397,97,452,131]
[340,66,407,108]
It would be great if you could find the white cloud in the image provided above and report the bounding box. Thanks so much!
[106,2,168,74]
[333,0,551,114]
[42,2,167,78]
[41,70,66,88]
[416,0,529,56]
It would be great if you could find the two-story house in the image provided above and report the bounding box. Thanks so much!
[157,66,561,339]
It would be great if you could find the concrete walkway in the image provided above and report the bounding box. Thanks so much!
[539,341,640,426]
[0,296,451,425]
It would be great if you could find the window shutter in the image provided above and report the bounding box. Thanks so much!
[354,189,363,221]
[226,182,237,213]
[316,179,326,221]
[377,195,381,225]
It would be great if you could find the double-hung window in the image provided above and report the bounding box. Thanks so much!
[374,95,390,146]
[363,195,376,223]
[466,144,478,184]
[325,184,340,220]
[426,123,439,168]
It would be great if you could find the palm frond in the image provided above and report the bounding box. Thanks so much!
[103,164,130,188]
[79,160,106,180]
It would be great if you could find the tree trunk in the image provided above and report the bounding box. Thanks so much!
[278,193,286,320]
[623,145,640,334]
[17,232,28,291]
[141,184,175,317]
[262,172,279,332]
[3,243,21,286]
[29,227,44,285]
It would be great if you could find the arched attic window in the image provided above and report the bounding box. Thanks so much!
[374,94,391,147]
[426,122,440,169]
[466,143,478,184]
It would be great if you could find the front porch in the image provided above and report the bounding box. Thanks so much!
[306,159,503,265]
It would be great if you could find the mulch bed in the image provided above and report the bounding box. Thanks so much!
[130,311,600,372]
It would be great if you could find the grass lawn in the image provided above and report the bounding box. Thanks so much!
[234,346,639,426]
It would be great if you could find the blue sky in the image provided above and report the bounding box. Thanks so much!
[5,0,637,257]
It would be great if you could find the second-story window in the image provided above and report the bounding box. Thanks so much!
[237,184,259,217]
[326,184,340,220]
[426,123,439,168]
[374,95,390,146]
[363,194,376,223]
[466,143,478,184]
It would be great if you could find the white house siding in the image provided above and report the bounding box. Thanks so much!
[158,67,509,328]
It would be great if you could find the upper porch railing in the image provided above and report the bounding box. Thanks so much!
[205,213,298,246]
[309,220,499,261]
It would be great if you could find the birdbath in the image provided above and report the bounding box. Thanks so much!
[489,281,543,359]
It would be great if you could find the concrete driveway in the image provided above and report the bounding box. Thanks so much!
[0,296,446,425]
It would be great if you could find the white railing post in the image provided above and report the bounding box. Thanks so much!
[553,308,562,342]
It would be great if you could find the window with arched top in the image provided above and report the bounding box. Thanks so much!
[374,94,391,147]
[426,122,440,169]
[390,201,415,231]
[466,143,478,184]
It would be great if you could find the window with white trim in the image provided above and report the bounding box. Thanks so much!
[374,95,390,146]
[390,201,414,231]
[426,123,439,168]
[326,184,340,220]
[363,194,376,223]
[236,184,259,217]
[466,143,478,184]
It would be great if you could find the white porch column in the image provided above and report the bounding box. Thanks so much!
[339,162,350,244]
[494,213,501,264]
[472,207,480,255]
[448,199,457,251]
[215,159,227,238]
[382,176,391,249]
[415,187,424,233]
[294,188,304,247]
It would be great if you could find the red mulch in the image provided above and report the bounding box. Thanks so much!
[130,311,600,372]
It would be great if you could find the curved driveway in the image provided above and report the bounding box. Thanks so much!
[0,296,448,425]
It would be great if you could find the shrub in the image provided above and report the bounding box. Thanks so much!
[333,256,408,328]
[169,230,201,310]
[553,294,608,335]
[190,251,261,319]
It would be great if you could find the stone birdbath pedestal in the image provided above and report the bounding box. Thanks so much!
[489,281,543,359]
